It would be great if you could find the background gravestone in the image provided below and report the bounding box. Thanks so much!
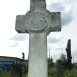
[57,60,63,77]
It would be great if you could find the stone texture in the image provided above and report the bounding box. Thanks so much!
[15,0,61,33]
[15,0,61,77]
[28,32,47,77]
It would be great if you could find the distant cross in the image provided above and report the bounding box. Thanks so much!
[15,0,61,77]
[22,52,25,60]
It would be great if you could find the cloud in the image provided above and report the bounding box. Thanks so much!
[47,2,65,12]
[72,50,77,57]
[9,34,29,47]
[47,1,73,26]
[48,37,61,43]
[9,42,18,47]
[47,32,65,44]
[10,34,29,41]
[55,47,64,51]
[71,50,77,62]
[61,4,73,25]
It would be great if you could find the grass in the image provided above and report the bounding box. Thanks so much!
[0,70,11,77]
[0,70,28,77]
[63,68,77,77]
[0,66,77,77]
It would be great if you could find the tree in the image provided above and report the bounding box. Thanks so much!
[59,53,68,69]
[59,53,67,62]
[48,57,54,68]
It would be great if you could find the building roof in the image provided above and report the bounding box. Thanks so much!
[0,56,22,60]
[0,56,28,61]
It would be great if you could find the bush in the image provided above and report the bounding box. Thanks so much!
[63,68,77,77]
[48,67,57,77]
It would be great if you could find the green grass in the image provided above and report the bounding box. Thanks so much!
[0,67,77,77]
[0,70,11,77]
[48,66,77,77]
[0,71,28,77]
[63,68,77,77]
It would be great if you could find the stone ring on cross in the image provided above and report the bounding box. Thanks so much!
[23,10,49,33]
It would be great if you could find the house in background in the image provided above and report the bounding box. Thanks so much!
[0,56,28,71]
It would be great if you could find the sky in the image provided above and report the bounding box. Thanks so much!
[0,0,77,62]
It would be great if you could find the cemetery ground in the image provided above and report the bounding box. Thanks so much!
[0,64,77,77]
[48,53,77,77]
[48,63,77,77]
[0,54,77,77]
[0,67,77,77]
[0,70,28,77]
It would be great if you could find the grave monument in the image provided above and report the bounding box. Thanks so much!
[57,60,63,77]
[15,0,61,77]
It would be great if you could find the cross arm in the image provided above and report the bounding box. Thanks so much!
[50,12,61,32]
[15,15,28,33]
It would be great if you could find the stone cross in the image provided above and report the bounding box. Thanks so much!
[15,0,61,77]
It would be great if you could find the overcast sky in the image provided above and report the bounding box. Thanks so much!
[0,0,77,62]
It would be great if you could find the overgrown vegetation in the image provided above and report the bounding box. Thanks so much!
[0,53,77,77]
[48,65,77,77]
[48,53,77,77]
[0,70,28,77]
[0,70,11,77]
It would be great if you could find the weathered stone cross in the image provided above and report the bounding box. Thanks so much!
[15,0,61,77]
